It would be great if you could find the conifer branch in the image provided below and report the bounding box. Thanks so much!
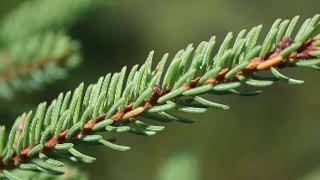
[0,15,319,179]
[0,32,81,99]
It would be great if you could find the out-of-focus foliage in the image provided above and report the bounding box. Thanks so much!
[0,32,81,99]
[0,0,101,99]
[9,164,88,180]
[301,168,320,180]
[0,0,100,43]
[155,151,200,180]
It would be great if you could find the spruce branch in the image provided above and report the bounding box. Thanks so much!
[0,32,81,99]
[0,15,319,179]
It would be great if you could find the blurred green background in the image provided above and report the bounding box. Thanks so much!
[1,0,320,179]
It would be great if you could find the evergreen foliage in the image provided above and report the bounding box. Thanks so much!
[0,14,319,179]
